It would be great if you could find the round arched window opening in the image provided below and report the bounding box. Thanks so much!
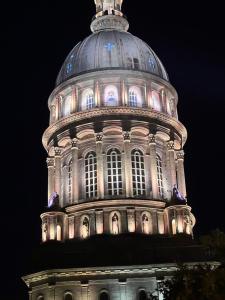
[99,291,110,300]
[64,292,73,300]
[138,290,147,300]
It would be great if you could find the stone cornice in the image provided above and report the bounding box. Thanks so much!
[65,199,166,214]
[42,108,187,150]
[22,261,220,287]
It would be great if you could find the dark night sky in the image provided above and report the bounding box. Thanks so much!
[2,0,225,299]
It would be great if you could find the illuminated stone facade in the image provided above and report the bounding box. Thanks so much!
[23,1,202,299]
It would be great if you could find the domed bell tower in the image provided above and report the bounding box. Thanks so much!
[22,1,201,299]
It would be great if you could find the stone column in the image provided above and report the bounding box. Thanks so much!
[68,216,75,239]
[177,150,187,198]
[123,131,132,197]
[71,86,77,113]
[71,138,79,203]
[149,134,159,199]
[58,95,63,119]
[96,132,104,199]
[95,210,104,234]
[167,140,177,189]
[54,147,62,205]
[95,81,100,107]
[46,157,55,202]
[81,283,89,300]
[119,281,127,299]
[28,290,32,300]
[127,208,135,232]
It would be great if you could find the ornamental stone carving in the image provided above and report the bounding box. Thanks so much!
[46,157,54,167]
[54,147,62,157]
[95,132,104,143]
[149,134,156,144]
[123,131,130,141]
[167,140,175,150]
[177,150,184,160]
[71,138,78,149]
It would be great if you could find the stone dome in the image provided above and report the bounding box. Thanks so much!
[56,30,169,86]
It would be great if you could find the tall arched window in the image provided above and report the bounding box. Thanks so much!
[64,292,73,300]
[68,159,72,203]
[138,290,147,300]
[104,85,118,106]
[107,149,122,196]
[129,90,137,107]
[152,90,162,111]
[85,152,97,199]
[86,93,95,110]
[129,86,142,107]
[131,150,146,196]
[99,291,110,300]
[156,155,164,197]
[82,89,95,110]
[64,95,72,116]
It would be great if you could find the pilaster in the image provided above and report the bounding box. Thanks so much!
[149,134,159,199]
[96,132,104,198]
[46,157,55,202]
[123,131,132,197]
[176,150,187,198]
[71,138,79,203]
[54,147,62,205]
[167,140,177,191]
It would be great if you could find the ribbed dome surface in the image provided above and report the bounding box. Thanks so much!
[56,30,169,85]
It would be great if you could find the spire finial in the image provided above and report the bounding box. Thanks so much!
[94,0,124,16]
[91,0,129,32]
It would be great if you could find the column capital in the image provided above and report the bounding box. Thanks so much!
[71,138,78,149]
[177,150,185,160]
[46,157,54,167]
[123,131,130,141]
[95,132,103,143]
[149,134,156,144]
[54,147,62,157]
[167,140,175,150]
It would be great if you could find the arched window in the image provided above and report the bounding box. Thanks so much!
[99,291,110,300]
[85,152,97,199]
[156,155,164,197]
[107,149,123,196]
[133,58,140,69]
[68,159,72,203]
[104,85,118,106]
[152,90,162,111]
[138,290,147,300]
[56,224,61,241]
[129,90,138,107]
[129,86,143,107]
[82,89,95,110]
[80,216,90,239]
[37,295,44,300]
[64,95,72,116]
[131,150,146,196]
[64,292,73,300]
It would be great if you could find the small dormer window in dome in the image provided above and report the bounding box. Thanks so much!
[66,63,73,74]
[149,57,156,70]
[104,42,115,52]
